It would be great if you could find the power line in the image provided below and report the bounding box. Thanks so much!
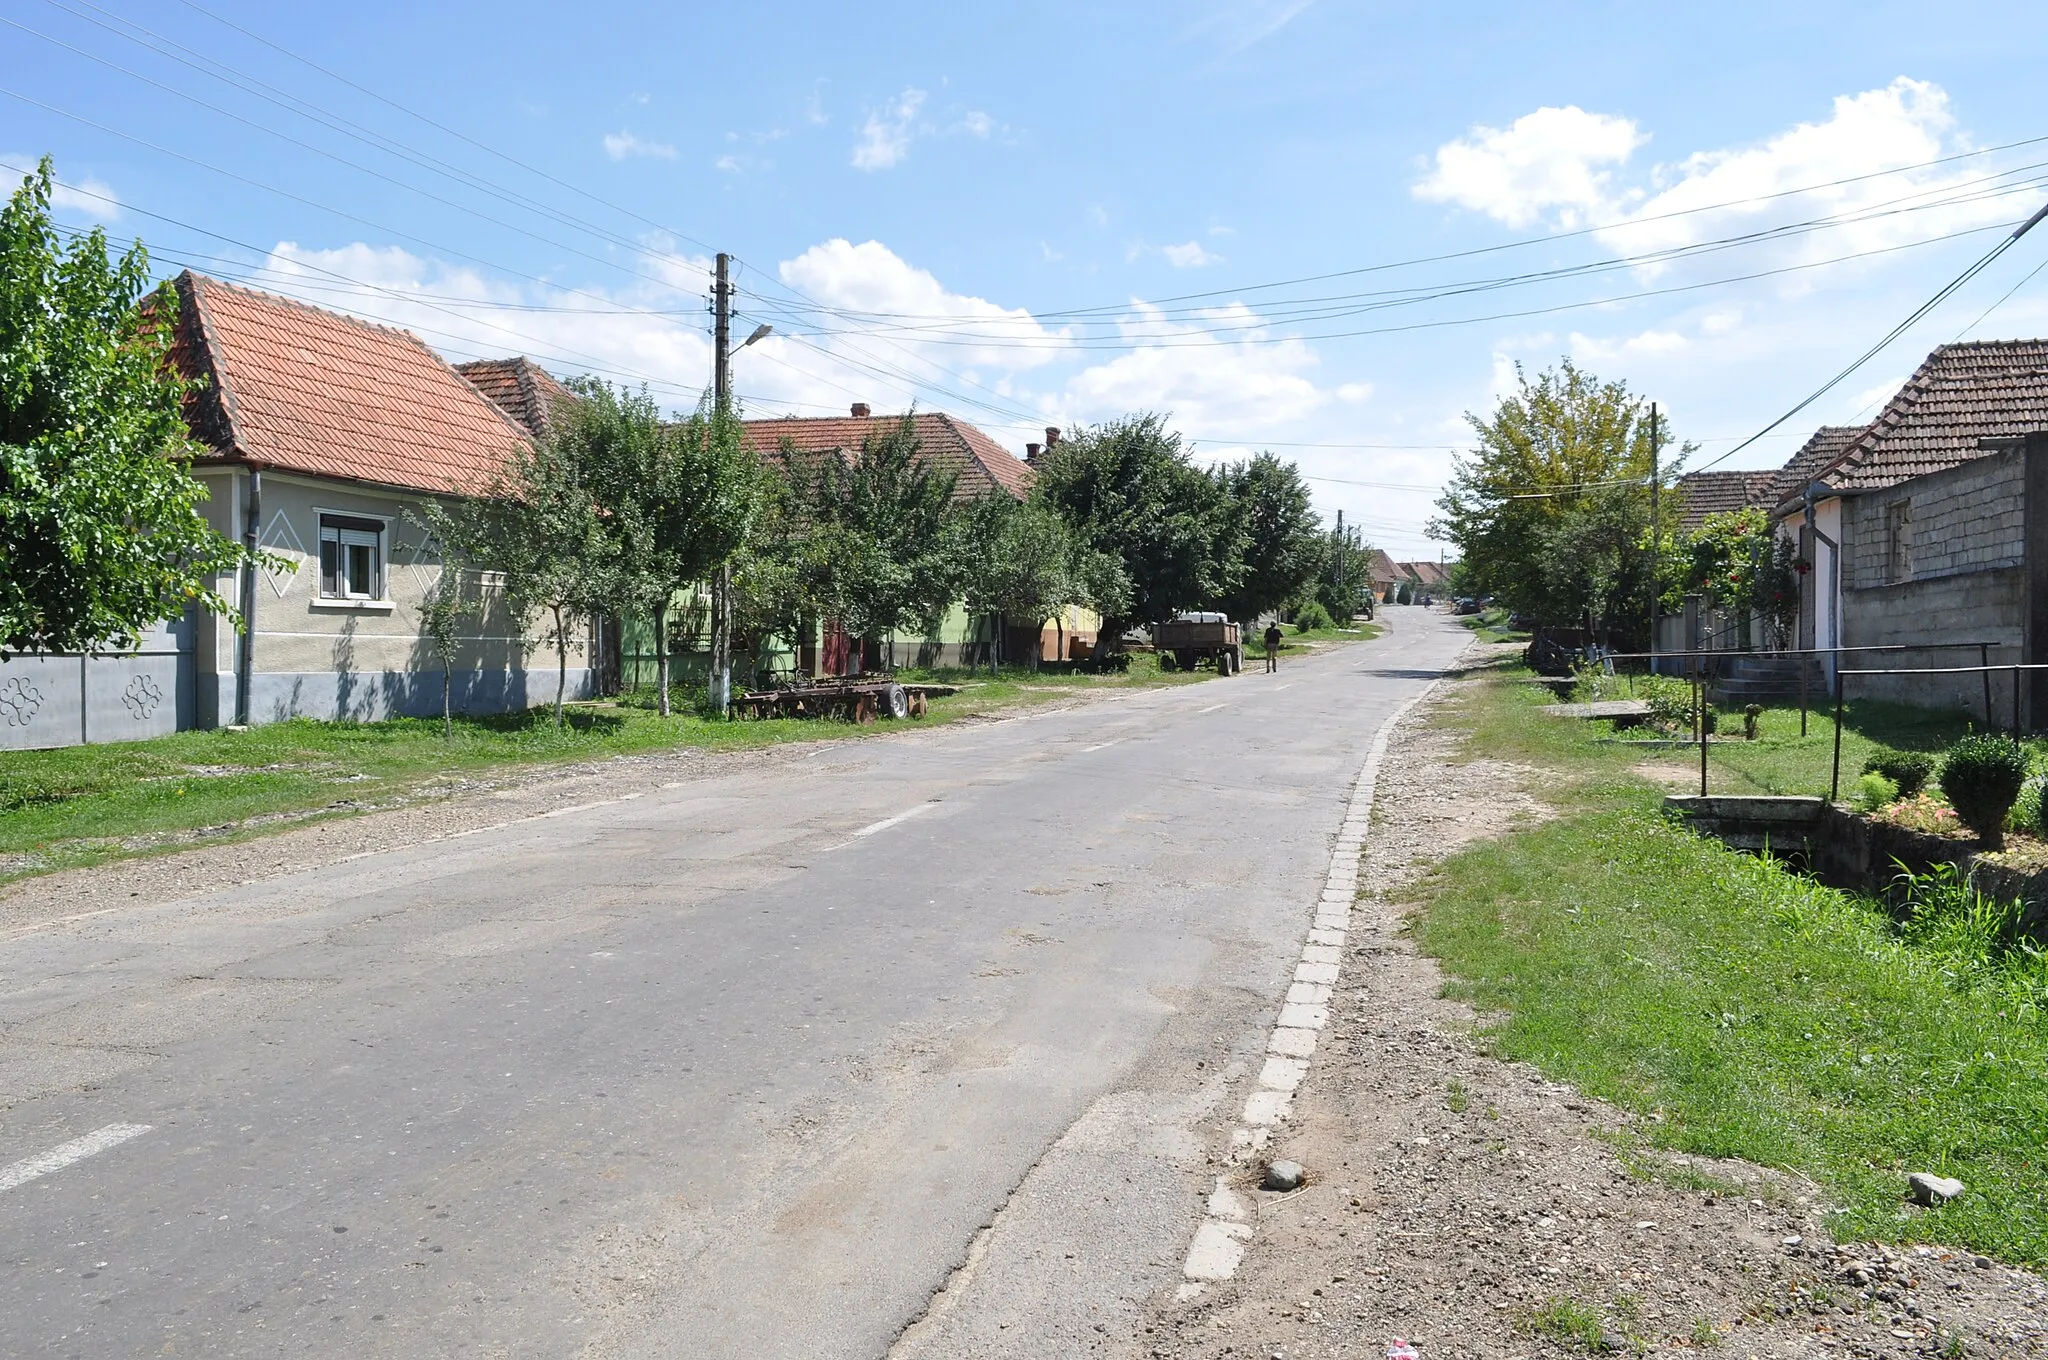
[1693,196,2048,475]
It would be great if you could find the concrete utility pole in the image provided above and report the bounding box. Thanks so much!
[1647,401,1661,668]
[709,252,734,716]
[1334,509,1346,614]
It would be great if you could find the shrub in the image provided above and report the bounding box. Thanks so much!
[1938,734,2030,848]
[1863,749,1935,799]
[1743,703,1762,740]
[1293,601,1334,633]
[1852,772,1899,813]
[1638,676,1694,735]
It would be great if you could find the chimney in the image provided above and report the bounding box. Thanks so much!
[1025,442,1042,463]
[1044,426,1061,449]
[850,402,871,418]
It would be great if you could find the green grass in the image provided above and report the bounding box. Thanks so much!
[1461,606,1524,644]
[1524,1296,1608,1349]
[1278,620,1384,647]
[0,659,1219,882]
[1414,665,2048,1269]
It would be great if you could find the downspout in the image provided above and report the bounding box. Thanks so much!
[235,466,261,726]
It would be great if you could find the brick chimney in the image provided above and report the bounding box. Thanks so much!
[851,402,871,418]
[1025,442,1042,463]
[1044,426,1061,449]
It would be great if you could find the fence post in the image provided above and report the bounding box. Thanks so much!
[1799,650,1809,738]
[1698,672,1709,797]
[1830,664,1846,804]
[2014,664,2023,736]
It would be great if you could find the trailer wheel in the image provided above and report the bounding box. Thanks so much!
[1158,651,1177,672]
[1176,649,1196,672]
[881,683,910,720]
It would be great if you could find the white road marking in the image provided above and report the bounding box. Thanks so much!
[0,1124,152,1193]
[1082,739,1123,753]
[851,801,939,838]
[1272,684,1294,691]
[1196,703,1227,714]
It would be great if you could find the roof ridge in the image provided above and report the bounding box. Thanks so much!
[185,269,419,343]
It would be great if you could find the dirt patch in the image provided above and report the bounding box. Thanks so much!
[1144,674,2048,1359]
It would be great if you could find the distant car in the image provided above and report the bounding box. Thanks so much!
[1455,597,1481,615]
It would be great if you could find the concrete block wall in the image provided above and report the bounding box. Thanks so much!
[1844,448,2024,588]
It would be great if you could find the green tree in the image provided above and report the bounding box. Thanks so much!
[403,509,480,740]
[785,414,968,668]
[962,493,1130,671]
[565,380,765,716]
[1216,453,1323,625]
[1682,507,1799,648]
[1428,359,1684,640]
[1033,413,1237,639]
[1,158,250,656]
[1298,521,1376,623]
[427,436,613,727]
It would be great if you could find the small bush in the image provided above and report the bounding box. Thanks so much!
[1938,734,2030,848]
[1871,790,1967,838]
[1863,749,1936,799]
[1743,703,1762,740]
[1852,772,1899,813]
[1293,601,1334,633]
[1638,676,1694,734]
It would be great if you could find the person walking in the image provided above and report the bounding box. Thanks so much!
[1263,620,1284,673]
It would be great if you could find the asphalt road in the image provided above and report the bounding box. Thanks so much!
[0,609,1471,1359]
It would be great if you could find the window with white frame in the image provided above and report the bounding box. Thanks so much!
[319,514,386,599]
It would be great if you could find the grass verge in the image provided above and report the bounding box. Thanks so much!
[0,655,1219,884]
[1413,657,2048,1269]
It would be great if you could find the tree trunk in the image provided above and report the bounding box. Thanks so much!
[708,564,731,717]
[441,651,452,741]
[552,603,567,727]
[655,606,671,718]
[1055,612,1065,663]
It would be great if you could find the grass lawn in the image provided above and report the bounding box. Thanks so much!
[0,653,1224,883]
[1412,658,2048,1269]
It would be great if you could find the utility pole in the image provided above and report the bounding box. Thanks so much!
[708,252,734,716]
[1647,401,1661,670]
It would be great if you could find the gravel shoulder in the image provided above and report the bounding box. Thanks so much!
[1144,646,2048,1360]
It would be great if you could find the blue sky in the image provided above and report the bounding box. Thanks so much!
[8,0,2048,555]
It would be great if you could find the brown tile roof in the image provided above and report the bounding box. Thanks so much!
[453,357,578,439]
[1365,549,1402,584]
[1674,469,1777,533]
[167,271,531,495]
[1765,424,1866,513]
[1398,560,1452,587]
[741,410,1035,502]
[1827,340,2048,491]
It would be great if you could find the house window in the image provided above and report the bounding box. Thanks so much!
[1885,500,1912,583]
[319,514,386,599]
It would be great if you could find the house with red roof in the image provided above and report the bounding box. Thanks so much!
[166,272,595,727]
[1761,340,2048,719]
[739,404,1089,671]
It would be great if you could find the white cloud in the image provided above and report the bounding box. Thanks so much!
[1700,308,1743,336]
[2,155,119,220]
[1060,302,1334,436]
[780,238,1067,375]
[715,155,742,174]
[852,88,927,170]
[603,130,676,161]
[1595,78,2005,264]
[1414,106,1646,229]
[1336,381,1374,402]
[959,110,994,138]
[1163,240,1223,268]
[1184,0,1316,54]
[1568,327,1688,363]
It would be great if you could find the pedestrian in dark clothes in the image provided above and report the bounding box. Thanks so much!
[1263,621,1284,672]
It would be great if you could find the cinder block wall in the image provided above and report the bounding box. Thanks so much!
[1839,447,2025,720]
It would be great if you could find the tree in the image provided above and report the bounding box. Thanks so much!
[961,493,1130,671]
[1428,359,1684,640]
[426,435,613,727]
[1033,413,1237,639]
[1,158,250,656]
[1302,521,1376,622]
[1216,453,1323,625]
[404,509,479,740]
[565,380,764,716]
[1682,507,1799,648]
[783,414,968,667]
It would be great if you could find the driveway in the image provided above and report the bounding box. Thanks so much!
[0,609,1471,1359]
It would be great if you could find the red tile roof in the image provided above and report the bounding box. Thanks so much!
[1365,549,1402,584]
[1398,560,1452,587]
[1674,469,1777,532]
[1765,424,1866,512]
[453,357,578,439]
[167,271,532,495]
[1827,340,2048,491]
[741,410,1035,502]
